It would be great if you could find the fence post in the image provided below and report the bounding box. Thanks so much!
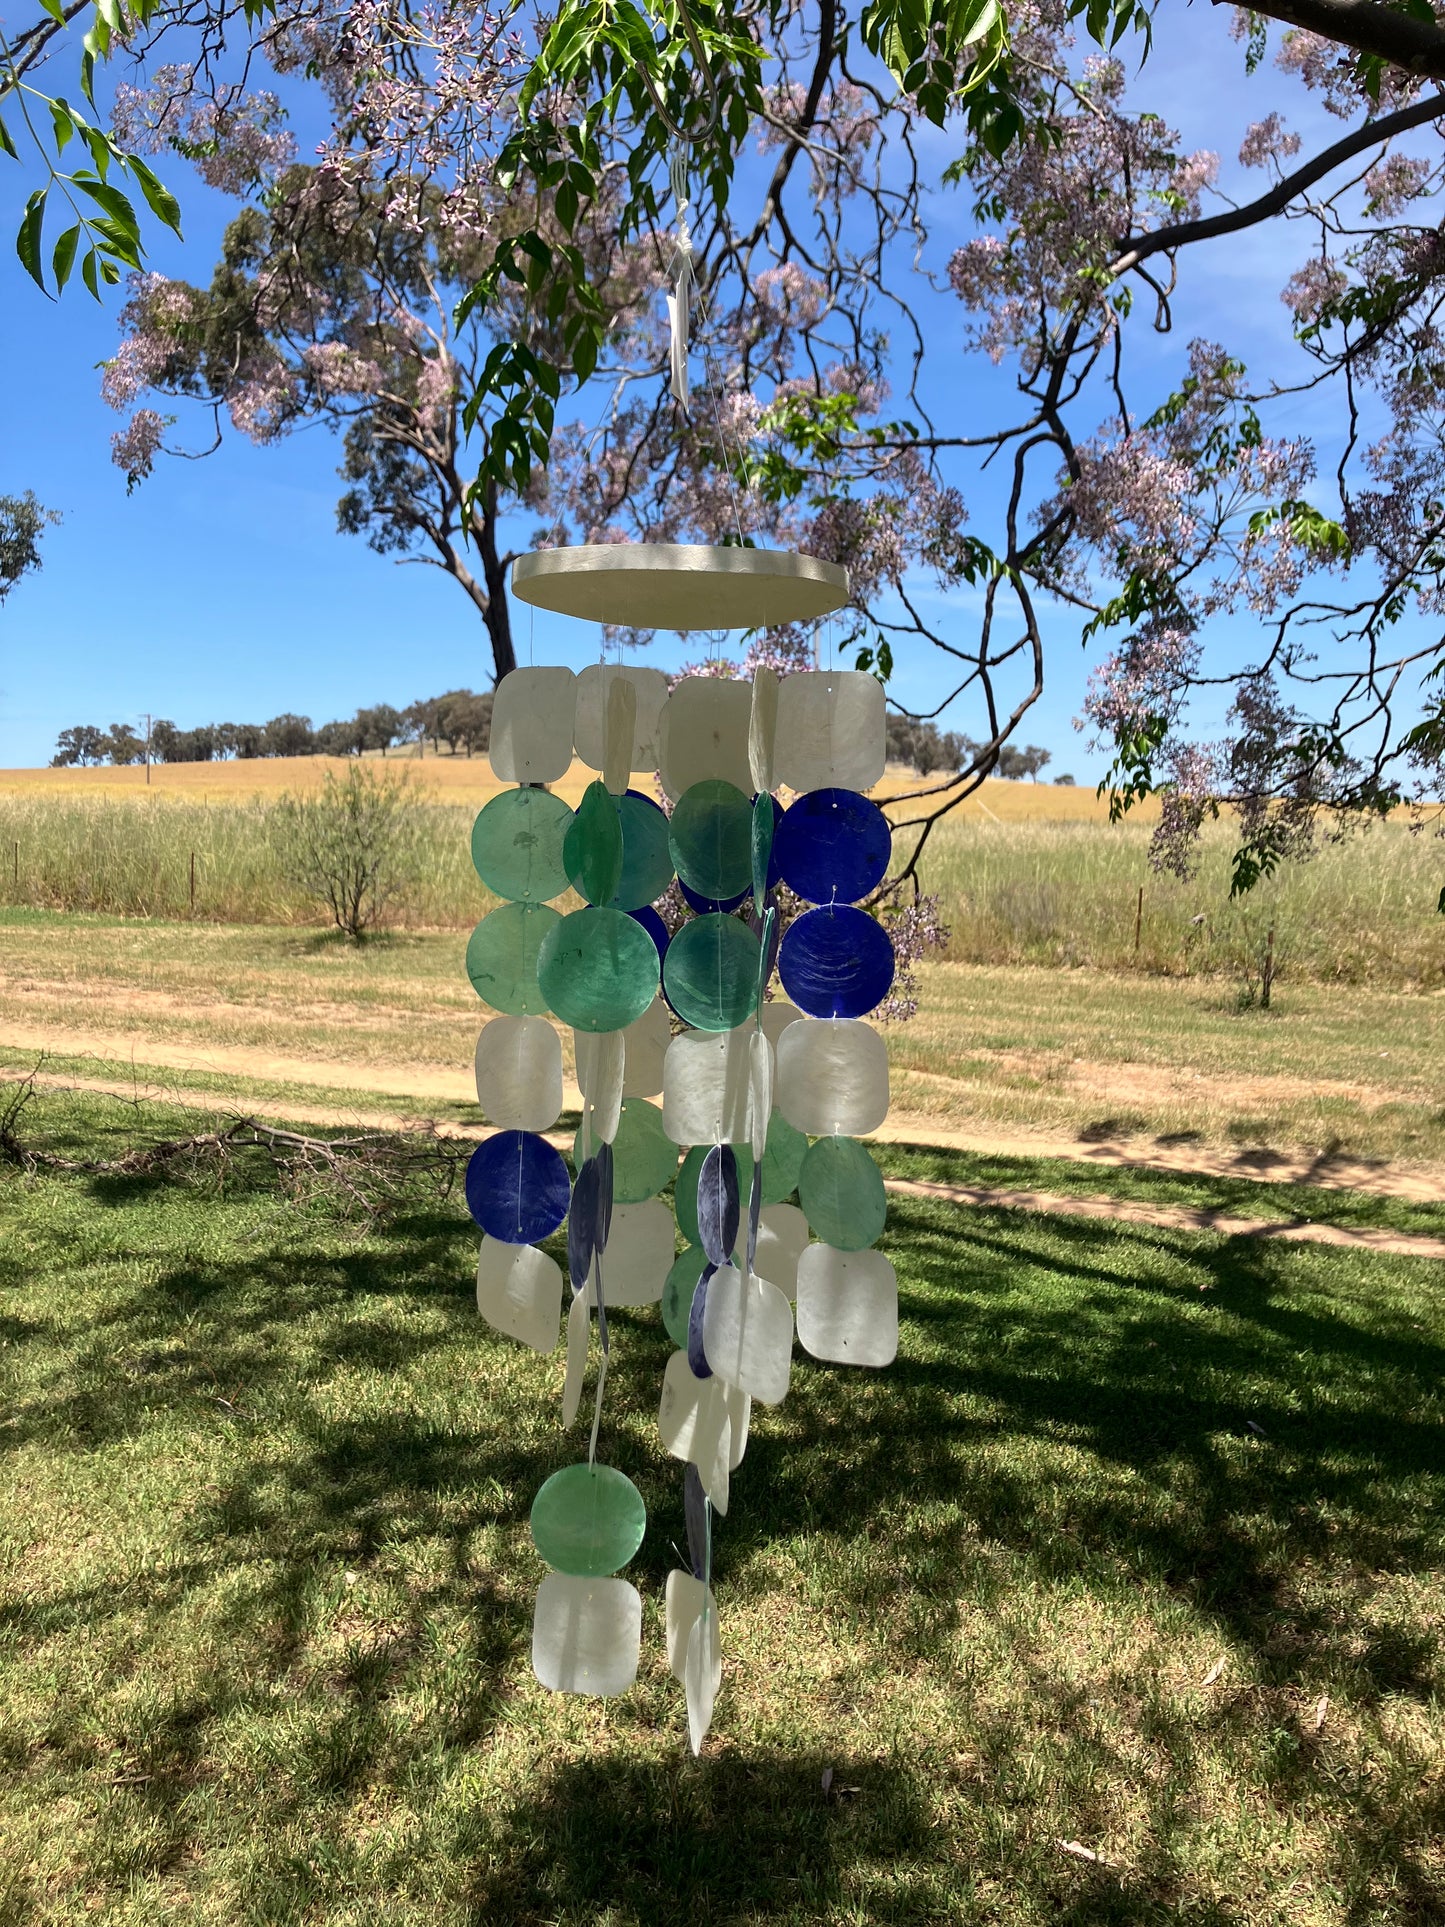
[189,850,196,915]
[1133,884,1143,960]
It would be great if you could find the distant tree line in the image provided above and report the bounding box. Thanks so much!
[50,691,494,767]
[886,714,1058,782]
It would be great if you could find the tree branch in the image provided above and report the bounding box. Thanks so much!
[1221,0,1445,81]
[1112,88,1445,276]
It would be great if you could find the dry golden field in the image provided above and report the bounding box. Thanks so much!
[0,753,1130,818]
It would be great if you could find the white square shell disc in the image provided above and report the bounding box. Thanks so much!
[621,997,671,1098]
[775,670,886,792]
[474,1015,563,1132]
[532,1573,641,1696]
[588,1200,675,1308]
[656,677,754,800]
[575,1029,625,1146]
[476,1237,563,1353]
[776,1017,889,1138]
[573,664,670,774]
[489,666,577,783]
[702,1263,793,1406]
[759,999,803,1049]
[796,1245,899,1367]
[665,1571,721,1690]
[662,1025,766,1147]
[753,1203,811,1300]
[657,1350,732,1511]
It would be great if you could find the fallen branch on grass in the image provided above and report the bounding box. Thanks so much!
[0,1063,474,1220]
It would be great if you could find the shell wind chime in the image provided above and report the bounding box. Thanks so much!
[462,37,902,1752]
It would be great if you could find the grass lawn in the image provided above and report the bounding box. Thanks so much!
[1,1095,1441,1925]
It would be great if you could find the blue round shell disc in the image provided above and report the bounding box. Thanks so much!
[778,904,895,1019]
[465,1130,571,1243]
[629,905,671,963]
[775,788,893,905]
[679,879,749,915]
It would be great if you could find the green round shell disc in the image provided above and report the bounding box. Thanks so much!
[676,1141,753,1249]
[751,791,775,915]
[761,1108,809,1203]
[470,787,573,903]
[611,793,675,912]
[663,912,760,1032]
[564,779,625,907]
[669,779,753,901]
[663,1244,707,1348]
[798,1135,887,1250]
[537,905,659,1034]
[530,1462,646,1577]
[465,901,560,1015]
[576,1096,678,1203]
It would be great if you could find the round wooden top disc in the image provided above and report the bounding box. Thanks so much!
[511,544,850,631]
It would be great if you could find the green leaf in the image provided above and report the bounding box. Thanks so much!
[16,188,47,292]
[38,0,68,21]
[73,173,139,234]
[51,222,79,290]
[0,116,17,161]
[81,245,100,299]
[50,98,74,155]
[128,156,182,236]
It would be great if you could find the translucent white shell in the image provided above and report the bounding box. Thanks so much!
[473,1015,563,1132]
[588,1200,674,1308]
[774,669,885,792]
[489,666,577,783]
[776,1017,890,1138]
[702,1262,793,1406]
[621,997,671,1098]
[573,663,670,774]
[662,1025,768,1147]
[532,1573,641,1696]
[574,1028,625,1146]
[658,1349,732,1512]
[656,676,753,799]
[752,1203,811,1301]
[795,1244,899,1367]
[475,1237,563,1353]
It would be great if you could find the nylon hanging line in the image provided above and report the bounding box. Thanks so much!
[667,143,695,413]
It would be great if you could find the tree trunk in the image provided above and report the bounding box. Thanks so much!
[474,478,517,684]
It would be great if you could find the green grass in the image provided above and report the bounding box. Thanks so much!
[1,1093,1441,1924]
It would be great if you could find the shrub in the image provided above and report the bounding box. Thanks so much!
[268,764,424,939]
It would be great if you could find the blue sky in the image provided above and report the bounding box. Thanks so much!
[0,7,1365,771]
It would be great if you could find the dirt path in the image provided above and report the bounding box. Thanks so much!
[6,1017,1443,1205]
[13,1067,1445,1262]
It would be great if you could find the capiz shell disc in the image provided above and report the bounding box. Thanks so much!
[532,1574,641,1696]
[470,786,573,903]
[777,905,895,1020]
[774,787,892,905]
[774,669,885,792]
[584,1200,674,1308]
[776,1017,889,1137]
[475,1237,563,1353]
[489,666,577,783]
[662,1025,759,1147]
[465,902,559,1016]
[797,1135,887,1250]
[752,1203,811,1300]
[657,1349,732,1511]
[474,1014,563,1131]
[657,676,753,799]
[538,906,659,1034]
[795,1245,899,1367]
[621,996,671,1098]
[530,1462,646,1576]
[665,1572,721,1689]
[701,1263,793,1406]
[465,1130,571,1243]
[663,913,760,1033]
[574,664,670,772]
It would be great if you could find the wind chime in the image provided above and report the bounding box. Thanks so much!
[462,42,901,1752]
